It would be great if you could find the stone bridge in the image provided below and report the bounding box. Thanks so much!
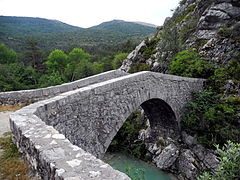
[2,70,205,179]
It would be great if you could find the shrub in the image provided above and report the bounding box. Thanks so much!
[0,134,31,180]
[158,22,180,57]
[228,57,240,81]
[179,15,199,45]
[170,50,214,78]
[182,90,240,147]
[198,141,240,180]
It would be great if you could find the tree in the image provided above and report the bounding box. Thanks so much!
[98,56,114,72]
[0,44,17,64]
[23,40,43,69]
[45,49,68,77]
[66,48,92,81]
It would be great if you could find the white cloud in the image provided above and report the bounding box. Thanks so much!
[0,0,180,27]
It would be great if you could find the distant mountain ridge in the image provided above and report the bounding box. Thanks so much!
[0,16,82,36]
[0,16,156,36]
[90,19,156,35]
[133,21,157,28]
[0,16,156,60]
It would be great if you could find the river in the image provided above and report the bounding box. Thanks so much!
[103,152,174,180]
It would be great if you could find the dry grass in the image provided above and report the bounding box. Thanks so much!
[0,133,31,180]
[0,105,26,112]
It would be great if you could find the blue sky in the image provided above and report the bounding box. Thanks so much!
[0,0,180,28]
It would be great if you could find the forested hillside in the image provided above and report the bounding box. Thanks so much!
[0,16,156,60]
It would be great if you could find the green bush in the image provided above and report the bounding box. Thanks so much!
[182,90,240,147]
[198,141,240,180]
[170,50,214,78]
[208,55,240,93]
[158,22,180,56]
[179,15,199,45]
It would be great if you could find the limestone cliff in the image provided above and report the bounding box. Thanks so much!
[120,0,240,73]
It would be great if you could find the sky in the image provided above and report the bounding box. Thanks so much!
[0,0,180,28]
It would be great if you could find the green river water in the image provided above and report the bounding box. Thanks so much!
[103,152,174,180]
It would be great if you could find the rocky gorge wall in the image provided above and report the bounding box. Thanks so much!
[120,0,240,73]
[9,71,204,179]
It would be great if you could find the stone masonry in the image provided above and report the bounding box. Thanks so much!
[8,70,205,179]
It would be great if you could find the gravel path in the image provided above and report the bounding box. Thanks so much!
[0,111,12,137]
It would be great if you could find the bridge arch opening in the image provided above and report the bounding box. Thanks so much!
[140,98,178,138]
[106,98,178,156]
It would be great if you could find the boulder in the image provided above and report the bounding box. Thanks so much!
[153,144,179,169]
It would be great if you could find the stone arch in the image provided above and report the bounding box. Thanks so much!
[32,71,204,158]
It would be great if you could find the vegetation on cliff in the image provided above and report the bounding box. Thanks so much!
[119,0,240,178]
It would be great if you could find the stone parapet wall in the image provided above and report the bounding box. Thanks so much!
[0,70,128,106]
[10,102,130,180]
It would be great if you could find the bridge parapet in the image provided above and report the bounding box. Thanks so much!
[0,70,128,106]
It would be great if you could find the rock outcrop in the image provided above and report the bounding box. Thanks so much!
[120,0,240,73]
